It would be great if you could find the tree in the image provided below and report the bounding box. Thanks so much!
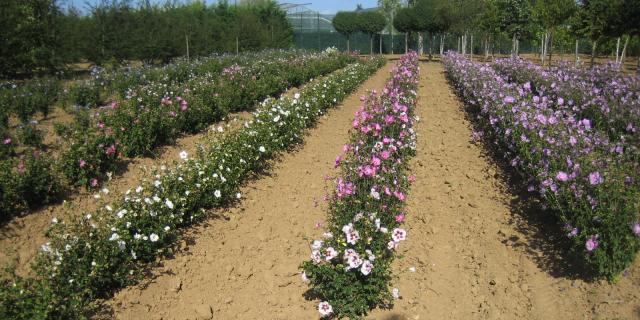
[533,0,577,65]
[496,0,532,58]
[573,0,613,67]
[356,10,387,55]
[393,7,413,53]
[332,12,359,52]
[378,0,402,54]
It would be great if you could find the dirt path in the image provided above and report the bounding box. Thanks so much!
[370,62,640,320]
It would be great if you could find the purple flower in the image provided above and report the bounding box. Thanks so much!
[90,178,99,188]
[504,96,515,104]
[556,171,569,182]
[79,159,87,168]
[568,228,578,238]
[585,235,599,252]
[632,223,640,236]
[588,172,603,185]
[3,138,11,145]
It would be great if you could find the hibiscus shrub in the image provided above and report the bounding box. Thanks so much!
[443,52,640,279]
[301,52,420,318]
[0,57,385,319]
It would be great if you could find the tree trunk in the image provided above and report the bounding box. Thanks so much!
[405,33,408,54]
[590,40,597,68]
[370,35,373,56]
[429,33,433,61]
[440,34,445,56]
[540,33,545,65]
[615,37,621,63]
[575,39,579,65]
[379,33,382,54]
[418,32,424,56]
[347,36,350,53]
[512,34,516,58]
[457,36,461,52]
[620,35,630,67]
[547,32,553,67]
[470,34,474,60]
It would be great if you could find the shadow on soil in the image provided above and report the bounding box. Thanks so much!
[442,69,596,282]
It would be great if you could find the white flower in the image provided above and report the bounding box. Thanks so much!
[41,242,51,252]
[131,250,137,259]
[322,232,333,238]
[236,192,242,199]
[117,240,126,251]
[380,227,388,233]
[311,249,322,264]
[273,115,280,123]
[154,180,162,187]
[392,288,400,299]
[102,188,109,194]
[51,217,58,224]
[214,190,222,198]
[392,228,407,242]
[388,240,398,250]
[93,194,101,199]
[370,187,380,200]
[149,233,159,242]
[105,205,113,211]
[116,209,127,219]
[294,92,301,100]
[325,247,338,261]
[318,301,333,317]
[165,199,174,209]
[360,260,373,276]
[344,249,363,270]
[164,226,170,231]
[409,266,416,272]
[153,195,161,202]
[342,223,360,245]
[217,126,224,133]
[134,233,142,240]
[109,233,120,241]
[301,271,309,283]
[259,146,266,153]
[311,240,323,250]
[179,150,188,160]
[135,186,143,193]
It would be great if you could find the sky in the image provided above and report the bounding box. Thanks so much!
[65,0,380,14]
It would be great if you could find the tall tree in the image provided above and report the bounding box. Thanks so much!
[533,0,576,66]
[496,0,532,58]
[332,11,359,52]
[378,0,402,54]
[356,10,387,55]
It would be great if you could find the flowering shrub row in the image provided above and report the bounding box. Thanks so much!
[301,52,420,318]
[0,57,386,320]
[492,58,640,162]
[0,50,354,222]
[443,52,640,279]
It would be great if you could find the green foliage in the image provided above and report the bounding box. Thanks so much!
[17,124,46,149]
[496,0,533,39]
[0,152,62,221]
[357,11,388,36]
[332,12,359,37]
[66,81,102,108]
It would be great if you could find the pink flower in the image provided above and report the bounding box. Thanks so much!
[16,163,25,173]
[556,171,569,182]
[371,156,381,167]
[394,191,406,201]
[381,150,390,159]
[408,175,416,183]
[97,122,105,129]
[395,214,405,222]
[105,144,116,157]
[324,247,338,261]
[585,235,599,252]
[3,138,11,145]
[79,159,87,168]
[360,260,373,276]
[90,178,99,187]
[334,155,342,168]
[632,223,640,236]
